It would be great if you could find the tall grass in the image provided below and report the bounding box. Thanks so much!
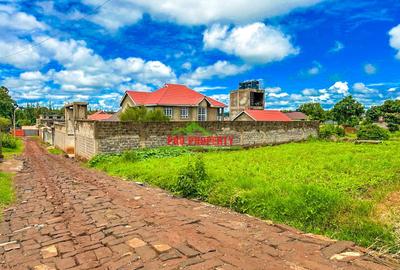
[0,172,14,220]
[90,141,400,251]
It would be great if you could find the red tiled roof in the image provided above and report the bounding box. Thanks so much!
[124,84,226,107]
[285,111,308,120]
[238,109,293,121]
[88,111,113,121]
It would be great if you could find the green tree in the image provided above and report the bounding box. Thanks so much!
[297,103,326,121]
[331,96,364,126]
[0,86,16,119]
[119,106,169,122]
[365,106,382,123]
[0,116,11,131]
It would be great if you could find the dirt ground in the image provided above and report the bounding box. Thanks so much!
[0,139,398,270]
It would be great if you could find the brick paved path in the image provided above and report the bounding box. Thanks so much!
[0,139,398,270]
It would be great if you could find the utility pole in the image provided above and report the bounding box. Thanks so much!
[0,128,3,163]
[13,106,18,138]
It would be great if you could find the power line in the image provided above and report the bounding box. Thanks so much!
[0,0,114,61]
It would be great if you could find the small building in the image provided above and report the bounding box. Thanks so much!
[232,109,292,122]
[284,112,308,121]
[88,111,113,121]
[230,80,265,120]
[120,84,226,121]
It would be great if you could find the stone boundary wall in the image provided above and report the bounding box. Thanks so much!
[54,123,75,155]
[72,120,319,159]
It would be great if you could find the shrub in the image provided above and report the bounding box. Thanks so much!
[172,122,210,135]
[122,150,139,162]
[119,106,169,122]
[175,156,208,198]
[1,133,17,149]
[319,124,345,139]
[387,123,399,132]
[357,124,390,140]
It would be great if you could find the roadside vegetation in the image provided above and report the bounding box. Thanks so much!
[0,134,22,220]
[2,133,23,159]
[89,138,400,252]
[0,172,14,220]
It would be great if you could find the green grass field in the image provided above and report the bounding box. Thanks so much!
[90,140,400,252]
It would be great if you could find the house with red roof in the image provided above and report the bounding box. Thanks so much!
[120,84,226,121]
[232,109,292,122]
[88,111,113,121]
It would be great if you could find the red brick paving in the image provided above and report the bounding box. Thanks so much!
[0,139,398,269]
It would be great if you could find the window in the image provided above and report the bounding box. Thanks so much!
[164,107,173,118]
[250,92,264,107]
[217,108,224,121]
[198,107,207,121]
[180,107,189,119]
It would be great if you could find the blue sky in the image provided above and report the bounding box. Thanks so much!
[0,0,400,111]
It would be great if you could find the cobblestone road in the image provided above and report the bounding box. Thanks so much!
[0,139,398,270]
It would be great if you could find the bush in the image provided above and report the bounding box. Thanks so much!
[357,124,390,140]
[119,106,169,122]
[175,156,208,198]
[1,133,17,149]
[172,122,210,136]
[387,123,399,132]
[122,150,139,162]
[319,124,345,139]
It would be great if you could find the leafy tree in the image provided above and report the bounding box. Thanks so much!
[297,103,326,121]
[0,117,11,131]
[331,96,364,126]
[0,86,16,119]
[119,106,169,122]
[365,106,382,123]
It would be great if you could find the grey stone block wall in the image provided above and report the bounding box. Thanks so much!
[77,121,319,158]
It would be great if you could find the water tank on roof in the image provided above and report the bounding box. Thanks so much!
[239,80,260,90]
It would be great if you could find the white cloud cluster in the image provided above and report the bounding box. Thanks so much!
[328,81,349,95]
[0,5,46,31]
[353,82,376,94]
[83,0,323,29]
[180,61,249,86]
[389,24,400,59]
[203,23,299,64]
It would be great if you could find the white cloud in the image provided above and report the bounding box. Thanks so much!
[330,41,344,53]
[181,60,249,86]
[265,87,282,93]
[119,82,153,92]
[203,23,299,64]
[0,38,49,69]
[329,81,349,95]
[302,88,317,95]
[388,87,397,92]
[364,63,376,75]
[193,86,226,92]
[269,92,289,98]
[181,62,192,70]
[208,94,229,105]
[0,7,46,31]
[353,82,377,94]
[389,24,400,59]
[83,0,323,29]
[289,93,304,101]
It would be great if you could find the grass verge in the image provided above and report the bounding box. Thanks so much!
[0,172,14,220]
[3,137,23,159]
[89,141,400,252]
